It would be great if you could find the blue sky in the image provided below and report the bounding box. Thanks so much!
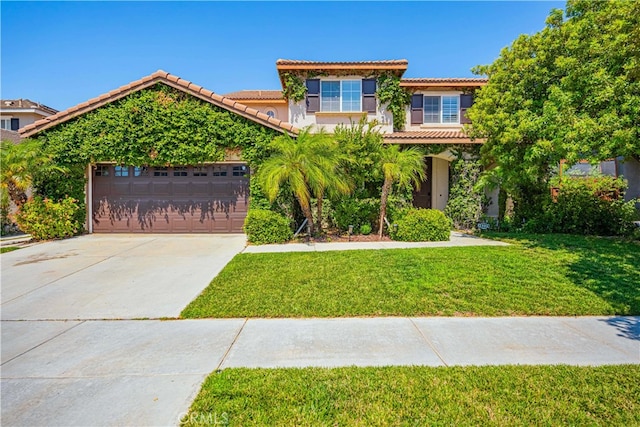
[2,1,564,111]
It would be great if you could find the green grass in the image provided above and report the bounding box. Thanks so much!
[181,234,639,318]
[0,246,20,254]
[182,365,640,426]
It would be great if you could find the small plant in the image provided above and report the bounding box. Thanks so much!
[360,224,372,235]
[15,196,81,240]
[390,208,451,242]
[244,209,293,245]
[332,198,380,232]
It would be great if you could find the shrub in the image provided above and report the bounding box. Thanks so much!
[243,209,292,244]
[359,224,372,235]
[331,198,379,232]
[390,208,451,242]
[525,177,638,236]
[15,197,81,240]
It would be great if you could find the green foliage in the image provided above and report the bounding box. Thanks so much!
[376,73,411,131]
[280,72,308,102]
[359,223,372,235]
[243,209,293,245]
[469,0,640,220]
[16,197,81,240]
[333,118,383,195]
[32,164,87,231]
[525,177,638,236]
[332,198,380,232]
[390,208,451,242]
[445,156,487,230]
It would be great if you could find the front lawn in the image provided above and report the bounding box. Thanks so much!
[182,365,640,426]
[181,234,639,318]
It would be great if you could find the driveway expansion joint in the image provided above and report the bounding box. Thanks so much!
[216,318,248,371]
[409,318,449,367]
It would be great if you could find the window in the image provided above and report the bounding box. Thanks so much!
[232,165,247,177]
[95,165,109,176]
[0,119,10,130]
[265,109,277,118]
[133,167,149,177]
[153,167,168,177]
[173,167,188,177]
[193,167,208,177]
[320,80,361,112]
[423,95,459,124]
[212,166,227,177]
[114,166,129,177]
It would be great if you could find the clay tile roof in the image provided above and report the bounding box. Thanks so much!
[224,90,284,101]
[383,130,485,144]
[1,99,58,115]
[19,70,299,138]
[276,59,409,67]
[0,129,22,144]
[400,78,487,88]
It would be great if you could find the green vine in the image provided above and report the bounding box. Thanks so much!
[376,73,411,131]
[280,72,307,103]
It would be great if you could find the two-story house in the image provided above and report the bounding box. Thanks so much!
[1,99,58,132]
[19,60,487,234]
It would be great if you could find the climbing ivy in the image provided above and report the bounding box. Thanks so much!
[31,83,283,218]
[376,73,411,131]
[280,73,308,103]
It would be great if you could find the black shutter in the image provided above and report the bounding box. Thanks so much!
[10,118,19,131]
[410,94,423,125]
[362,78,377,113]
[305,79,320,113]
[460,94,473,124]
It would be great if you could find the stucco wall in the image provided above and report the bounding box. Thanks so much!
[240,102,288,122]
[288,74,393,133]
[0,112,43,129]
[484,187,500,218]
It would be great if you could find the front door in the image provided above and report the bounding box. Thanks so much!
[412,157,432,209]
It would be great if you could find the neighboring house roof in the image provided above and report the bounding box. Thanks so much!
[400,78,487,88]
[0,129,22,144]
[19,70,299,138]
[383,130,484,144]
[1,99,58,115]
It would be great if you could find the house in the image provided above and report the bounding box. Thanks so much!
[1,99,58,133]
[19,60,486,234]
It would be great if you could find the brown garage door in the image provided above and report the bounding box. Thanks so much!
[92,164,249,233]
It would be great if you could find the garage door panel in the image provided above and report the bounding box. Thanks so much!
[92,164,249,233]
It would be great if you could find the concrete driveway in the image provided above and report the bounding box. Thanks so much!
[1,234,246,320]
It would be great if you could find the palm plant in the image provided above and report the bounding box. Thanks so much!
[0,139,59,209]
[377,145,426,239]
[257,128,351,235]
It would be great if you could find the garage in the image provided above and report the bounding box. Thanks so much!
[92,163,249,233]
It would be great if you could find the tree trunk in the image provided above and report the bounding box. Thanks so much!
[296,197,315,236]
[378,178,392,240]
[316,189,324,233]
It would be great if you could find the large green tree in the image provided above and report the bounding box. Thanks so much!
[468,0,640,220]
[377,145,426,239]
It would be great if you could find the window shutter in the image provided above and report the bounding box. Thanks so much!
[410,94,423,125]
[362,78,377,113]
[460,94,473,124]
[305,79,320,113]
[10,118,19,131]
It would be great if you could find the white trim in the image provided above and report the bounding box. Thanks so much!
[87,164,93,233]
[320,79,362,113]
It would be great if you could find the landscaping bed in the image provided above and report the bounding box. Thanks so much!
[181,233,640,318]
[182,365,640,426]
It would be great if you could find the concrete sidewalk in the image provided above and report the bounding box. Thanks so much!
[2,316,638,426]
[243,231,508,253]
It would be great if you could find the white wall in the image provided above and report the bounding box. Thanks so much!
[431,157,450,211]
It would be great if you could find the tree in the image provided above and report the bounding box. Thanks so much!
[468,0,640,220]
[377,145,426,239]
[0,139,61,208]
[257,128,350,235]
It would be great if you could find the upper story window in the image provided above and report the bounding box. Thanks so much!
[321,80,362,112]
[411,93,473,126]
[306,78,375,114]
[423,95,459,124]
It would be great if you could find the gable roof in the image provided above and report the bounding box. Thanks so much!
[19,70,299,138]
[1,99,58,115]
[0,129,22,144]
